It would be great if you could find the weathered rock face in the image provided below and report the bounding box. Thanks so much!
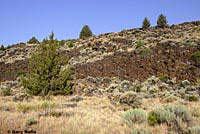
[0,21,200,83]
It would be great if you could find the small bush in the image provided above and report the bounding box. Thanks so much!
[162,95,178,103]
[157,14,168,28]
[186,95,198,102]
[132,128,152,134]
[165,105,191,123]
[188,126,200,134]
[25,118,37,126]
[0,88,12,96]
[136,40,144,48]
[148,108,174,126]
[68,41,74,48]
[50,111,62,117]
[124,109,147,126]
[59,40,65,46]
[191,107,200,117]
[40,101,55,109]
[142,17,151,29]
[158,74,169,81]
[190,51,200,62]
[139,48,152,56]
[148,111,159,126]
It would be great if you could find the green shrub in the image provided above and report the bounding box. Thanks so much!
[40,101,55,109]
[157,14,168,28]
[79,25,93,39]
[139,48,152,56]
[25,118,37,126]
[27,37,39,44]
[142,17,151,29]
[188,126,200,134]
[186,95,199,102]
[50,111,62,117]
[21,32,72,96]
[59,40,65,46]
[191,107,200,117]
[136,40,144,48]
[132,128,152,134]
[68,41,74,48]
[162,95,179,103]
[158,74,169,81]
[132,84,142,92]
[165,105,191,122]
[0,88,12,96]
[148,111,159,126]
[124,109,147,126]
[148,108,174,126]
[190,51,200,62]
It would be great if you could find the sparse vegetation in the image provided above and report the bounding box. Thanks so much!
[139,48,152,56]
[188,126,200,134]
[142,17,151,29]
[0,87,12,96]
[21,32,72,96]
[27,37,39,44]
[158,74,169,81]
[190,51,200,62]
[79,25,93,39]
[59,40,65,46]
[157,14,168,28]
[186,95,199,102]
[50,111,62,117]
[132,128,152,134]
[136,40,144,48]
[68,41,74,48]
[25,118,37,126]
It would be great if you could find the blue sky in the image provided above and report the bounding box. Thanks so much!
[0,0,199,45]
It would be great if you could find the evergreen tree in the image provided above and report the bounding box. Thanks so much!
[142,17,151,29]
[21,32,72,96]
[0,45,5,51]
[27,37,39,44]
[79,25,93,39]
[157,14,168,28]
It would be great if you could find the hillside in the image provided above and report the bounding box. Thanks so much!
[0,21,200,83]
[0,21,200,134]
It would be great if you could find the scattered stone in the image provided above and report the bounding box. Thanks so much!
[70,96,83,102]
[12,93,30,102]
[61,103,77,108]
[181,80,191,87]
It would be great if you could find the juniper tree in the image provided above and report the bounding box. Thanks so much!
[142,17,151,29]
[79,25,93,39]
[27,37,39,44]
[0,45,5,51]
[21,32,72,96]
[157,14,168,28]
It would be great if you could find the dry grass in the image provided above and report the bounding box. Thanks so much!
[0,96,199,134]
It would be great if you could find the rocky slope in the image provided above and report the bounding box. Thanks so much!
[0,21,200,84]
[0,21,200,134]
